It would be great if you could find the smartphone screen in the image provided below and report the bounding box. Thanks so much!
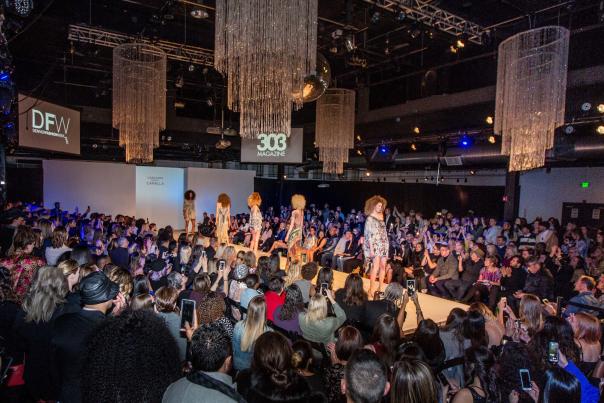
[321,282,328,296]
[519,369,531,391]
[219,261,225,271]
[180,299,196,329]
[548,341,559,363]
[406,279,416,296]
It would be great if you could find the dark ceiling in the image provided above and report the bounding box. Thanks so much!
[4,0,604,166]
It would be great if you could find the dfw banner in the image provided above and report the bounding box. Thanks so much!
[240,127,303,164]
[18,94,81,155]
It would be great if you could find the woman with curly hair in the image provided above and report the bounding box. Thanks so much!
[286,194,306,258]
[216,193,231,245]
[183,189,197,235]
[363,195,389,297]
[81,309,181,403]
[273,284,305,335]
[248,192,263,254]
[197,291,233,337]
[0,225,46,303]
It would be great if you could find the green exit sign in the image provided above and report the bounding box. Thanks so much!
[581,181,590,188]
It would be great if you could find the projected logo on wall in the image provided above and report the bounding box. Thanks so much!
[241,128,303,163]
[146,176,165,186]
[18,94,81,155]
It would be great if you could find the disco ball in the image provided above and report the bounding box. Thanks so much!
[294,53,331,103]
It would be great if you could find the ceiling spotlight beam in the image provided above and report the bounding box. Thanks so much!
[68,24,214,66]
[360,0,487,45]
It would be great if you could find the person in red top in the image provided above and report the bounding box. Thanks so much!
[264,276,286,321]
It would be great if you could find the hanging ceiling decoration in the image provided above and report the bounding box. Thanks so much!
[113,43,166,163]
[214,0,318,139]
[495,26,570,172]
[315,88,356,174]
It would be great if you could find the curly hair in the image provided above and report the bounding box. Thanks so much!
[197,291,226,324]
[364,195,387,216]
[291,194,306,210]
[278,284,304,321]
[184,189,196,200]
[107,266,133,300]
[81,309,180,403]
[217,193,231,207]
[248,192,262,208]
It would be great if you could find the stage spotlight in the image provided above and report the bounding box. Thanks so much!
[581,102,592,112]
[410,143,417,151]
[598,104,604,113]
[283,175,287,179]
[456,38,465,48]
[424,177,428,181]
[597,125,604,135]
[449,45,458,54]
[488,135,496,144]
[188,64,196,72]
[469,170,475,175]
[174,100,186,109]
[564,125,575,135]
[344,35,356,52]
[459,135,473,148]
[365,171,371,177]
[190,9,209,19]
[413,126,420,134]
[371,10,381,24]
[410,28,421,39]
[356,149,363,155]
[356,134,362,141]
[379,145,388,154]
[485,116,493,125]
[0,71,10,82]
[396,10,406,21]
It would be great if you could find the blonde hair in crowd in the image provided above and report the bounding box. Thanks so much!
[241,295,267,352]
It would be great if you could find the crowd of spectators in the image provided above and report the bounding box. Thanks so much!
[0,199,603,403]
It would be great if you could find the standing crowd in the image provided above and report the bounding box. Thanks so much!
[0,198,603,403]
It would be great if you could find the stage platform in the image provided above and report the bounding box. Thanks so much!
[227,244,468,334]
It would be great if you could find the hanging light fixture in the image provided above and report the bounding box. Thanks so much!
[315,88,356,174]
[112,43,166,163]
[495,26,569,171]
[214,0,318,138]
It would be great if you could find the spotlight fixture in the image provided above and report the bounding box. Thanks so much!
[190,9,209,19]
[174,100,186,109]
[564,125,575,134]
[370,10,381,24]
[581,102,592,112]
[395,10,406,21]
[283,175,287,179]
[413,126,420,134]
[485,116,493,125]
[344,35,356,52]
[356,149,363,155]
[365,171,371,177]
[379,144,388,154]
[410,143,417,151]
[469,170,475,175]
[456,38,465,48]
[459,135,473,148]
[356,135,362,141]
[598,104,604,113]
[488,135,496,144]
[449,45,458,54]
[597,125,604,135]
[215,138,231,149]
[188,64,196,72]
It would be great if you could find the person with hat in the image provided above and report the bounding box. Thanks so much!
[444,247,485,301]
[425,242,459,298]
[50,271,122,403]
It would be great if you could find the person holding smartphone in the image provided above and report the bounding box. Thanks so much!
[299,289,347,344]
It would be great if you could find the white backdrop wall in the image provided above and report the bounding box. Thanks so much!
[519,167,604,221]
[43,160,136,217]
[135,166,184,228]
[185,167,255,216]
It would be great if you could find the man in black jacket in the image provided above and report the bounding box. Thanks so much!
[51,272,121,403]
[445,248,485,300]
[514,258,554,301]
[319,226,340,267]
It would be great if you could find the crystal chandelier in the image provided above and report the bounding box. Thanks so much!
[113,43,166,163]
[214,0,318,138]
[315,88,356,174]
[495,26,569,172]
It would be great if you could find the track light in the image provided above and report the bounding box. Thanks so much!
[410,143,417,151]
[485,116,493,125]
[365,171,371,177]
[371,10,381,24]
[456,38,465,48]
[581,102,592,112]
[413,126,420,134]
[598,104,604,113]
[450,45,458,54]
[488,135,496,144]
[597,125,604,135]
[564,125,575,134]
[356,149,363,155]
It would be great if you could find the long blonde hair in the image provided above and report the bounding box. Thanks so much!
[22,266,67,323]
[285,261,302,287]
[241,295,267,352]
[306,294,328,323]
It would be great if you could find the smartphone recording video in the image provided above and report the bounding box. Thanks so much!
[406,279,416,296]
[180,299,196,330]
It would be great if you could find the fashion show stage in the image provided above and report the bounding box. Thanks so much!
[229,244,468,334]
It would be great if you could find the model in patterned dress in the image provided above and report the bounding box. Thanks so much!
[286,194,306,258]
[247,192,263,254]
[364,195,390,298]
[216,193,231,245]
[183,190,196,235]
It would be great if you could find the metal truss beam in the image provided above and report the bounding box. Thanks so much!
[362,0,487,45]
[67,24,214,66]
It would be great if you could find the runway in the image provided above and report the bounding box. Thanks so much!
[228,244,468,334]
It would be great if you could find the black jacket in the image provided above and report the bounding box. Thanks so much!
[109,247,130,269]
[523,269,554,300]
[51,308,107,403]
[461,258,483,283]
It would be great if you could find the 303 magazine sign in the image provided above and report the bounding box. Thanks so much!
[240,128,303,163]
